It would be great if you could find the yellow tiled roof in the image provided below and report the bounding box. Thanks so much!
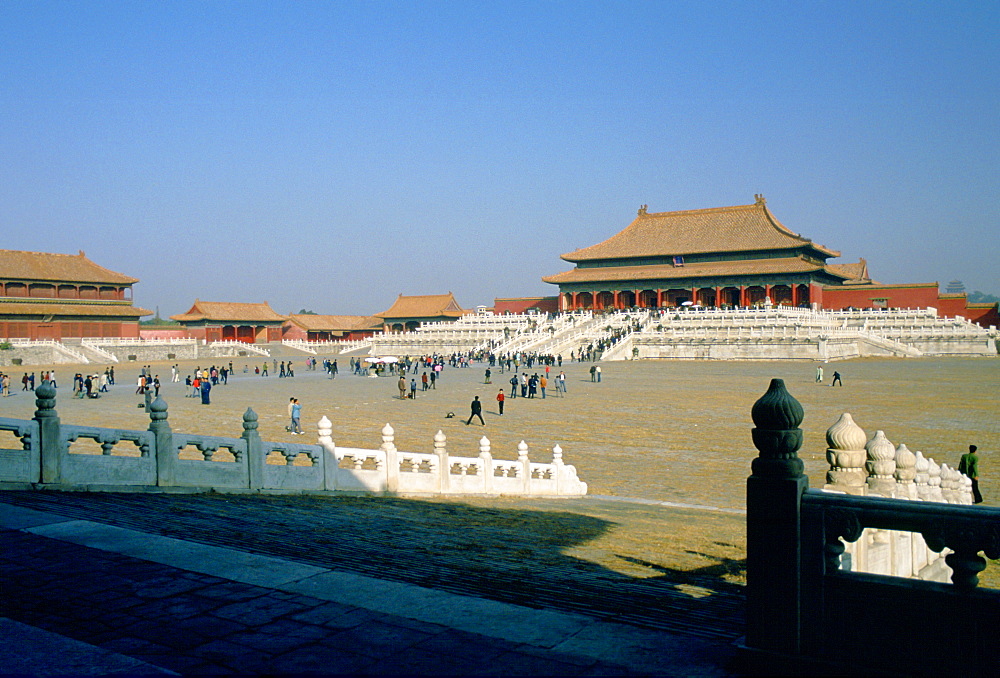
[0,301,152,318]
[0,249,138,284]
[542,257,851,284]
[170,300,286,323]
[561,200,840,263]
[286,314,383,331]
[378,293,467,319]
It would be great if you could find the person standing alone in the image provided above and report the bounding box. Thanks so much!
[496,389,505,415]
[466,396,485,425]
[959,444,983,504]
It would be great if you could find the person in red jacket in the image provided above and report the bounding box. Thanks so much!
[496,389,505,415]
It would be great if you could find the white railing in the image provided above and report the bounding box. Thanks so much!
[211,340,271,356]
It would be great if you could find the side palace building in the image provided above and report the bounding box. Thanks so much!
[0,249,151,340]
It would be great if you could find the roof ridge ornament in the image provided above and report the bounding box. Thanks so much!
[754,194,766,206]
[637,204,648,216]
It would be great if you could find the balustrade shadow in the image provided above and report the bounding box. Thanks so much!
[0,490,745,642]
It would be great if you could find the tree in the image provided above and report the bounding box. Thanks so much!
[297,309,318,315]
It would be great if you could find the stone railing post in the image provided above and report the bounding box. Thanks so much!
[434,430,449,493]
[381,423,398,493]
[894,443,917,500]
[318,416,338,491]
[865,430,897,497]
[517,441,531,494]
[746,378,808,655]
[148,397,176,486]
[552,444,564,494]
[479,436,493,494]
[824,413,867,494]
[927,457,944,502]
[242,408,264,490]
[914,451,930,500]
[35,381,63,484]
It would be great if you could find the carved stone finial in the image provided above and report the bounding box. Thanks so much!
[34,381,57,419]
[148,397,168,422]
[242,407,258,433]
[517,440,529,461]
[750,379,804,476]
[825,413,866,488]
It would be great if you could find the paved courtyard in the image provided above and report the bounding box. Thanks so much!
[1,352,997,673]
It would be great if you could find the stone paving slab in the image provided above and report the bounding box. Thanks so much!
[1,500,742,676]
[0,617,177,675]
[25,519,329,588]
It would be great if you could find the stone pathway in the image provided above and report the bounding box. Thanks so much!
[0,493,744,676]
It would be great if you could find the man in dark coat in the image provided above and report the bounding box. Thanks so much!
[466,396,485,425]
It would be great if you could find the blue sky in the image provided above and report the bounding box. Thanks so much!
[2,1,998,316]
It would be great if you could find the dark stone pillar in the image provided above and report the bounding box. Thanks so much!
[148,397,175,486]
[243,408,264,489]
[35,381,62,484]
[746,378,808,654]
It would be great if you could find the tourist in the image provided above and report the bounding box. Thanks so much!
[171,364,178,382]
[200,378,211,405]
[153,376,161,397]
[261,362,268,377]
[410,379,417,399]
[497,389,505,415]
[595,365,602,382]
[815,365,824,383]
[509,375,518,398]
[465,395,485,426]
[539,375,547,399]
[590,365,597,382]
[397,376,407,400]
[422,372,429,391]
[484,368,491,384]
[1,373,10,397]
[21,373,29,391]
[958,445,983,504]
[831,371,842,387]
[557,371,567,393]
[290,398,302,434]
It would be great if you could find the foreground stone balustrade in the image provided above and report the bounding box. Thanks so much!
[0,384,587,498]
[746,379,1000,675]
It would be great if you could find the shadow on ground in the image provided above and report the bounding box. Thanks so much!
[0,491,744,640]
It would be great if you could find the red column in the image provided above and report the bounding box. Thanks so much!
[740,285,747,307]
[656,289,663,307]
[765,284,773,304]
[715,287,722,308]
[634,289,641,308]
[790,285,798,307]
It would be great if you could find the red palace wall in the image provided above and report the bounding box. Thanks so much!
[822,284,999,327]
[494,297,560,315]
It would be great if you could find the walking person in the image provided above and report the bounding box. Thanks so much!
[815,365,824,383]
[958,445,984,504]
[410,378,417,400]
[831,371,842,387]
[465,396,486,426]
[497,389,505,415]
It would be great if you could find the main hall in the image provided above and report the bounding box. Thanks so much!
[543,195,869,311]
